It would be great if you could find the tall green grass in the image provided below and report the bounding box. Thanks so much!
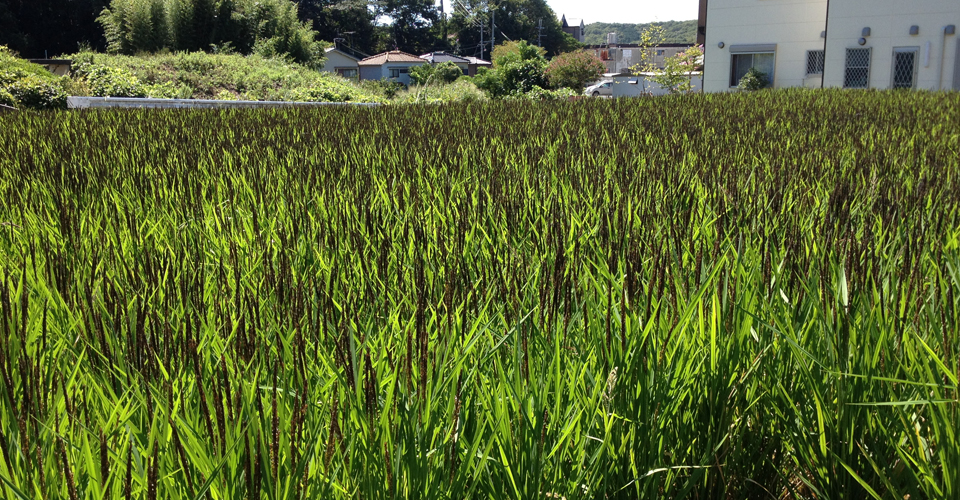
[0,89,957,499]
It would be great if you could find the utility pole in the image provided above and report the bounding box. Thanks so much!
[491,8,496,50]
[440,0,447,46]
[479,21,485,60]
[537,19,544,47]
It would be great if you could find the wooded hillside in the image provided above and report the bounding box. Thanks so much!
[583,20,697,45]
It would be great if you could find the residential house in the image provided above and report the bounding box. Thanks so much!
[322,48,360,79]
[464,56,492,76]
[560,15,585,43]
[699,0,959,91]
[358,50,426,86]
[587,44,694,74]
[419,52,470,75]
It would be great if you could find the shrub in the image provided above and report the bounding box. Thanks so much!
[410,61,464,86]
[544,51,605,91]
[4,75,68,109]
[476,41,549,99]
[0,88,15,108]
[738,67,769,91]
[358,78,404,100]
[77,64,148,97]
[65,51,373,101]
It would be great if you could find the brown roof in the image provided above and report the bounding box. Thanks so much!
[358,50,424,66]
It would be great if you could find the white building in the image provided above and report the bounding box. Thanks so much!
[700,0,959,92]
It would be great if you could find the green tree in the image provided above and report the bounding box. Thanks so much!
[374,0,440,54]
[628,24,664,93]
[544,50,604,90]
[650,44,703,94]
[448,0,574,58]
[295,0,377,55]
[410,61,463,85]
[475,40,547,98]
[98,0,325,66]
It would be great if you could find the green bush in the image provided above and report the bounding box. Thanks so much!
[544,50,605,90]
[475,41,549,99]
[738,67,769,91]
[0,88,15,108]
[410,61,464,86]
[76,64,147,97]
[4,75,68,109]
[143,81,193,98]
[506,84,577,101]
[0,45,70,109]
[358,78,405,100]
[65,51,379,102]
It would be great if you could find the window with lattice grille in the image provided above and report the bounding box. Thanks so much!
[844,48,871,88]
[806,50,824,75]
[891,48,918,89]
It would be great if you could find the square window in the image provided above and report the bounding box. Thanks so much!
[806,50,824,75]
[730,52,774,87]
[844,48,871,88]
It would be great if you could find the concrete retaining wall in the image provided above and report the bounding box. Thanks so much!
[67,97,380,110]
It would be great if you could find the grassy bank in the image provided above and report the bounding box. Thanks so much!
[1,49,387,108]
[0,90,958,499]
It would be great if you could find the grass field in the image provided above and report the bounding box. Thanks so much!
[0,90,958,499]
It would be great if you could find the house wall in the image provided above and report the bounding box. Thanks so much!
[384,62,424,86]
[322,52,359,77]
[359,62,425,86]
[703,0,827,92]
[359,66,382,81]
[823,0,959,90]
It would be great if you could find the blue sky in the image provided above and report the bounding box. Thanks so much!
[546,0,699,24]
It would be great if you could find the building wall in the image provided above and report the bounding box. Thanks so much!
[359,66,382,82]
[703,0,827,92]
[823,0,959,90]
[359,62,425,86]
[322,51,359,78]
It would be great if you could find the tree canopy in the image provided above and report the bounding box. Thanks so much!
[1,0,586,61]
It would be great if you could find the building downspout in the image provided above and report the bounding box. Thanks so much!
[821,0,831,89]
[697,0,709,92]
[937,25,955,90]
